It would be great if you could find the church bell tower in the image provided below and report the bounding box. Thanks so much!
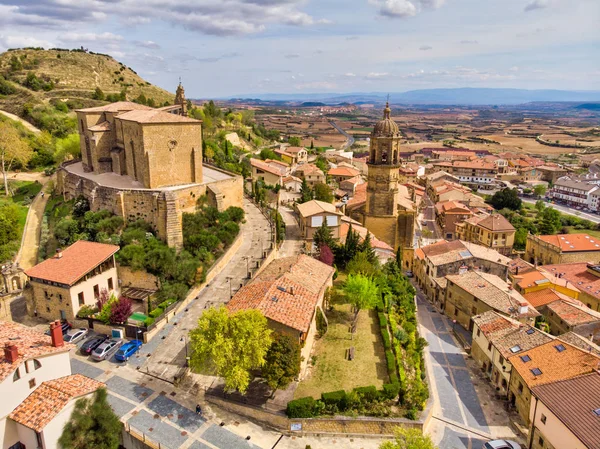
[175,81,187,116]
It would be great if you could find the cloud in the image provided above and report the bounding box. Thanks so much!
[460,40,478,44]
[368,0,446,18]
[0,0,329,36]
[366,72,389,79]
[524,0,549,12]
[0,34,54,50]
[419,45,433,50]
[60,32,123,43]
[134,40,160,49]
[345,72,357,77]
[285,54,300,59]
[294,81,337,90]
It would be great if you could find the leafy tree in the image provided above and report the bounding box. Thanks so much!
[259,148,280,161]
[347,251,378,277]
[534,184,547,198]
[538,206,562,234]
[514,227,528,250]
[0,121,33,196]
[288,136,302,146]
[92,87,105,100]
[490,188,521,211]
[318,244,334,266]
[54,133,81,162]
[535,199,546,212]
[299,179,313,203]
[313,220,335,251]
[314,155,329,173]
[359,231,377,264]
[0,202,20,246]
[263,333,301,396]
[379,427,436,449]
[189,307,272,393]
[58,388,122,449]
[343,274,379,312]
[109,296,133,324]
[313,182,333,203]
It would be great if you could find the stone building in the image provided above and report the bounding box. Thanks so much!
[57,85,243,248]
[347,103,415,251]
[296,200,343,243]
[25,241,119,322]
[0,263,27,321]
[455,213,516,256]
[525,233,600,266]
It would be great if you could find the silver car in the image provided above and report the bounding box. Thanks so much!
[484,441,521,449]
[63,328,88,344]
[91,339,123,361]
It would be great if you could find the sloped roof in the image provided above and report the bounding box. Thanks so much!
[9,374,104,432]
[76,101,153,113]
[524,289,583,309]
[541,262,600,301]
[25,241,119,286]
[558,332,600,357]
[531,372,600,449]
[493,325,554,358]
[477,214,515,232]
[87,121,111,132]
[296,200,339,218]
[250,158,283,177]
[0,321,74,383]
[472,310,519,338]
[546,300,600,327]
[116,109,200,124]
[508,257,535,276]
[537,233,600,252]
[328,166,360,177]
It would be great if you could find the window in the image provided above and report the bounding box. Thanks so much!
[13,368,20,382]
[520,355,531,363]
[45,291,49,299]
[93,284,100,298]
[554,344,566,352]
[531,368,543,376]
[78,292,84,306]
[540,414,547,424]
[526,328,535,335]
[108,277,114,290]
[454,309,458,316]
[499,356,504,365]
[538,437,545,446]
[33,359,41,370]
[488,342,492,351]
[510,345,522,353]
[477,329,481,337]
[29,378,36,389]
[58,293,63,302]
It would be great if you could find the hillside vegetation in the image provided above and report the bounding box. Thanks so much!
[0,48,173,116]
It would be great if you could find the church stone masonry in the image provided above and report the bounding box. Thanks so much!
[56,84,243,249]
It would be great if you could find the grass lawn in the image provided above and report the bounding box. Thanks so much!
[294,303,389,399]
[565,226,600,238]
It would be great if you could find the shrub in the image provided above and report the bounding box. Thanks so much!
[143,317,155,327]
[77,305,96,318]
[287,397,318,418]
[405,408,418,420]
[149,309,163,319]
[385,350,398,383]
[321,390,347,409]
[353,385,379,402]
[380,383,401,400]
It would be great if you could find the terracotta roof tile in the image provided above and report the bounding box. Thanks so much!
[9,374,104,432]
[250,158,284,177]
[532,372,600,449]
[523,289,583,308]
[509,341,600,388]
[545,299,600,326]
[472,310,520,338]
[558,332,600,356]
[255,255,334,296]
[477,214,515,232]
[76,101,154,113]
[540,262,600,300]
[116,109,200,124]
[0,321,74,383]
[328,167,360,177]
[493,325,554,358]
[25,241,119,286]
[537,233,600,252]
[296,200,339,217]
[508,257,535,275]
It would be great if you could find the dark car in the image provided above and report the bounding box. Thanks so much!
[115,340,143,361]
[80,335,109,355]
[45,321,72,336]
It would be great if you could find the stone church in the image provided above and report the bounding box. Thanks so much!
[57,84,243,248]
[347,102,415,251]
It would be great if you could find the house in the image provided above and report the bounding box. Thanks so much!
[538,262,600,312]
[296,200,344,242]
[507,340,600,425]
[537,166,568,185]
[294,164,326,187]
[250,158,285,186]
[275,146,307,166]
[433,160,497,186]
[0,320,104,449]
[508,258,535,279]
[525,233,600,266]
[435,201,473,240]
[549,177,598,207]
[327,166,360,184]
[471,311,553,396]
[455,213,516,256]
[544,299,600,343]
[227,255,334,375]
[339,176,363,195]
[513,268,580,300]
[444,271,539,331]
[529,372,600,449]
[557,331,600,356]
[25,241,119,322]
[282,175,303,193]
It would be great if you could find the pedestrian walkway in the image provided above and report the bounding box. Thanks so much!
[16,178,51,269]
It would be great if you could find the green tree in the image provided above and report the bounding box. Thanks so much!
[0,122,33,196]
[490,188,522,211]
[313,182,333,203]
[58,388,122,449]
[379,427,436,449]
[514,227,528,250]
[314,155,329,173]
[189,307,272,393]
[313,220,335,251]
[54,133,81,162]
[0,202,20,246]
[288,136,302,146]
[347,251,378,277]
[343,274,379,312]
[538,207,562,235]
[263,333,301,396]
[535,199,546,212]
[534,184,547,198]
[337,224,361,268]
[299,179,313,203]
[92,87,105,100]
[359,231,377,264]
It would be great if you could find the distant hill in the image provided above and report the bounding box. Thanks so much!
[576,103,600,111]
[0,48,173,116]
[230,88,600,106]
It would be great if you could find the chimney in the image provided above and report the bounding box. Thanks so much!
[4,344,18,363]
[515,266,519,276]
[55,248,63,259]
[50,320,64,348]
[289,286,295,296]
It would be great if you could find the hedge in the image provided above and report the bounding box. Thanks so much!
[385,349,398,383]
[321,390,347,409]
[287,396,317,418]
[380,383,401,400]
[379,312,391,350]
[353,385,379,402]
[149,309,163,319]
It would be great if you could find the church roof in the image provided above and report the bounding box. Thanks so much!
[372,102,400,137]
[116,109,200,124]
[76,101,153,113]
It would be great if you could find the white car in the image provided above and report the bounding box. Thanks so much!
[483,440,521,449]
[63,328,88,344]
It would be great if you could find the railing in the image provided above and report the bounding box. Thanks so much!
[124,422,171,449]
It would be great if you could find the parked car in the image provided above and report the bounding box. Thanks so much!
[405,270,414,278]
[80,335,109,355]
[483,440,521,449]
[63,328,88,344]
[44,320,72,336]
[91,339,123,361]
[115,340,143,362]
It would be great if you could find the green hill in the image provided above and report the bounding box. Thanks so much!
[0,48,174,116]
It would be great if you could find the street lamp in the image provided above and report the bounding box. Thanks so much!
[180,336,189,367]
[226,276,233,298]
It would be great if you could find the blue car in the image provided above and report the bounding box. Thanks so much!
[114,340,143,361]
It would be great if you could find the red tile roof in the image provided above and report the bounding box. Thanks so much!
[250,158,284,177]
[0,321,74,383]
[537,234,600,252]
[524,289,583,308]
[546,300,600,327]
[10,374,104,432]
[25,241,119,286]
[328,166,360,177]
[541,262,600,300]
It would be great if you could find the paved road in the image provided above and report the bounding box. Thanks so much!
[329,120,355,150]
[0,110,41,134]
[140,198,272,382]
[417,295,490,449]
[522,198,600,223]
[278,205,303,257]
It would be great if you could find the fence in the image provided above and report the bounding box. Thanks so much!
[123,423,172,449]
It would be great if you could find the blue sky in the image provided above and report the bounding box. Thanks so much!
[0,0,598,97]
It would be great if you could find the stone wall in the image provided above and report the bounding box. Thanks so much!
[119,265,161,291]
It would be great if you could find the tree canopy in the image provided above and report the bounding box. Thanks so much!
[313,182,333,203]
[489,187,522,211]
[343,274,380,312]
[0,121,33,196]
[379,428,437,449]
[262,333,301,395]
[189,307,272,393]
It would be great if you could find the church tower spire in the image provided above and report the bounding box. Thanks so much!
[175,79,187,116]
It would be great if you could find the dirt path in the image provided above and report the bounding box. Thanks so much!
[0,110,41,134]
[16,182,51,269]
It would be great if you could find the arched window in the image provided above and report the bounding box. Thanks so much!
[381,150,388,163]
[33,359,41,370]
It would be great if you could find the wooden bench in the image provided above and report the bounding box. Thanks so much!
[347,346,355,361]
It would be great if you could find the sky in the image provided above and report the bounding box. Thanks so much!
[0,0,599,98]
